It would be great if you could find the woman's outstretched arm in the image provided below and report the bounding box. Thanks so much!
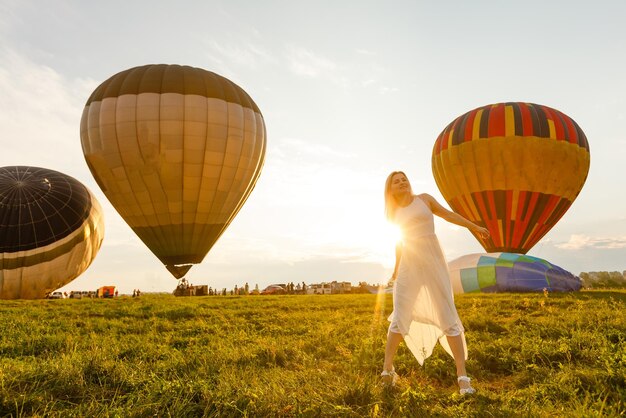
[420,193,490,239]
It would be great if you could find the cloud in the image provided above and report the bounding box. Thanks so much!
[205,38,272,69]
[285,44,339,78]
[555,234,626,250]
[278,137,355,159]
[0,47,97,173]
[379,86,399,95]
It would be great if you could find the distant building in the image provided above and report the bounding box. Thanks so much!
[330,281,352,294]
[306,281,353,295]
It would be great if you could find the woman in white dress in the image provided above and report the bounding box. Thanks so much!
[381,171,489,394]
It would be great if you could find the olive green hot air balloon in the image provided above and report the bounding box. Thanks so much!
[80,64,266,279]
[0,166,104,299]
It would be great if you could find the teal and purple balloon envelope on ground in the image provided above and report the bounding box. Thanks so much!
[448,252,582,294]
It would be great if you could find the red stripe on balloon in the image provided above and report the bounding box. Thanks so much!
[511,191,528,248]
[542,106,565,141]
[526,224,548,250]
[536,194,560,227]
[519,103,534,136]
[550,108,566,140]
[433,134,442,155]
[485,190,502,247]
[526,208,554,248]
[488,104,505,137]
[505,190,513,248]
[464,109,477,142]
[473,191,499,249]
[523,192,539,223]
[562,112,580,145]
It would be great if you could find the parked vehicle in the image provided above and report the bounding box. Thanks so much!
[47,291,65,299]
[260,285,286,295]
[97,286,116,298]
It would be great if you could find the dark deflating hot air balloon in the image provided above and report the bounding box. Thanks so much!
[80,64,266,279]
[0,166,104,299]
[448,252,582,294]
[432,102,590,254]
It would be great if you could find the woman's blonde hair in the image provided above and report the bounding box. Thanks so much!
[384,171,412,222]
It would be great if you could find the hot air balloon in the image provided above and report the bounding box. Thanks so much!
[448,252,582,294]
[432,102,590,254]
[80,64,266,279]
[0,166,104,299]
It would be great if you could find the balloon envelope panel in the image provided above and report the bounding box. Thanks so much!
[432,102,590,254]
[448,252,582,294]
[80,64,266,278]
[0,166,104,299]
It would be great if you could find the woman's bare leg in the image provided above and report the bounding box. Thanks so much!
[445,334,466,376]
[383,331,403,371]
[445,334,473,391]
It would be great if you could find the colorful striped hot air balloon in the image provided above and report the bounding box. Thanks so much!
[80,64,266,279]
[0,166,104,299]
[432,102,590,254]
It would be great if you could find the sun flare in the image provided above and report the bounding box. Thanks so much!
[332,212,403,270]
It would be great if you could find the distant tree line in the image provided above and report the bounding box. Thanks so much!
[579,271,626,289]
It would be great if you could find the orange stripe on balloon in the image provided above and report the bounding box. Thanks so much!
[472,109,483,140]
[510,189,519,220]
[457,197,473,222]
[547,107,565,140]
[504,105,516,137]
[547,119,557,140]
[462,194,479,220]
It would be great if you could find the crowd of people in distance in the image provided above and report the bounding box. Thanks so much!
[197,281,376,296]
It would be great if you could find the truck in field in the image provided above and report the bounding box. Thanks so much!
[97,286,116,298]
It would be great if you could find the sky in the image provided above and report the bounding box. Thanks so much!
[1,1,625,294]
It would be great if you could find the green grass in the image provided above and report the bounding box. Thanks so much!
[1,290,624,417]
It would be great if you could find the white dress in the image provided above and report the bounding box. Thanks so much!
[388,195,467,365]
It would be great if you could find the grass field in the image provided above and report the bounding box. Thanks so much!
[0,290,624,417]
